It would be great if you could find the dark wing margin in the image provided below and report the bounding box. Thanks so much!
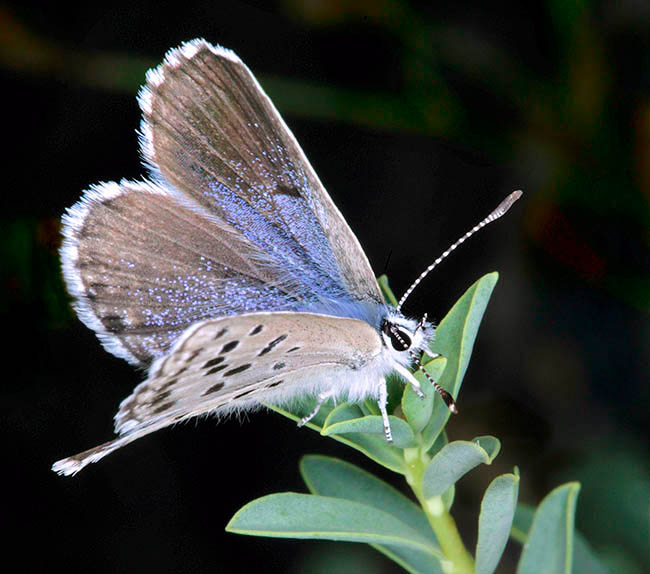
[138,39,383,305]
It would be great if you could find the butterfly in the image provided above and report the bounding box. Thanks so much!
[53,39,520,476]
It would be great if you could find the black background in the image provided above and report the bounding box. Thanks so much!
[3,1,648,573]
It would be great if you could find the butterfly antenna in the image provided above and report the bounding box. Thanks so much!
[396,190,522,311]
[381,249,394,276]
[409,350,458,413]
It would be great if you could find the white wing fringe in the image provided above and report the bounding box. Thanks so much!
[52,432,144,476]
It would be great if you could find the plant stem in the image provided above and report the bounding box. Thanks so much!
[404,447,475,574]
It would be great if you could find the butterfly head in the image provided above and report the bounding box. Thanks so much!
[380,311,434,368]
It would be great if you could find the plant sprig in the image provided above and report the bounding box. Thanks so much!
[227,273,609,574]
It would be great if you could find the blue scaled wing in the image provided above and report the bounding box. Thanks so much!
[61,40,382,367]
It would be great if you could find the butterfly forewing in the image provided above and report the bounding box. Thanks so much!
[140,40,383,305]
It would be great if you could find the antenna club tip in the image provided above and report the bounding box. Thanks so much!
[496,190,523,214]
[397,188,523,310]
[449,403,459,414]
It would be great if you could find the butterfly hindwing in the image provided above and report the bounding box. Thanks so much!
[52,312,383,476]
[61,180,302,366]
[115,311,382,432]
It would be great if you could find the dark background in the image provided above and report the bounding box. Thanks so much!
[2,1,648,572]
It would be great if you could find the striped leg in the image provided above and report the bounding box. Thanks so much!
[298,388,336,427]
[378,379,393,443]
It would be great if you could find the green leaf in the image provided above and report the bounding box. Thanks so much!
[327,432,407,474]
[516,482,581,574]
[402,356,447,434]
[361,380,402,416]
[512,503,611,574]
[270,401,406,473]
[510,503,535,544]
[427,430,449,457]
[322,403,366,426]
[385,375,406,413]
[301,455,444,573]
[476,471,520,574]
[377,274,399,307]
[422,436,501,499]
[300,455,437,543]
[226,492,439,557]
[323,414,417,448]
[472,435,501,460]
[424,431,455,510]
[422,273,499,450]
[361,399,378,416]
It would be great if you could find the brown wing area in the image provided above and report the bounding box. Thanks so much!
[140,40,383,304]
[61,181,300,366]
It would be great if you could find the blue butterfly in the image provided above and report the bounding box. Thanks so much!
[53,40,520,475]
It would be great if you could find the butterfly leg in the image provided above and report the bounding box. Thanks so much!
[298,389,336,427]
[378,379,393,443]
[393,364,425,399]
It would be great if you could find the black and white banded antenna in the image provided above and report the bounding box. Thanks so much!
[396,190,523,312]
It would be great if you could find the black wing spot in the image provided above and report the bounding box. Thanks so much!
[273,362,286,370]
[276,184,301,198]
[249,324,264,336]
[102,198,122,212]
[286,346,300,353]
[160,377,179,391]
[202,382,225,396]
[202,356,225,369]
[258,335,288,356]
[233,388,256,399]
[186,348,205,363]
[220,340,240,354]
[213,327,228,340]
[102,315,125,331]
[266,380,284,389]
[153,401,174,414]
[88,282,108,293]
[223,364,252,377]
[77,225,91,240]
[172,366,188,378]
[204,364,228,376]
[150,390,171,406]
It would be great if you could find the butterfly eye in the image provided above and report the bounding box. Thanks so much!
[382,321,412,351]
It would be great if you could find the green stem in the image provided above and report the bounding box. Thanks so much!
[404,447,475,574]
